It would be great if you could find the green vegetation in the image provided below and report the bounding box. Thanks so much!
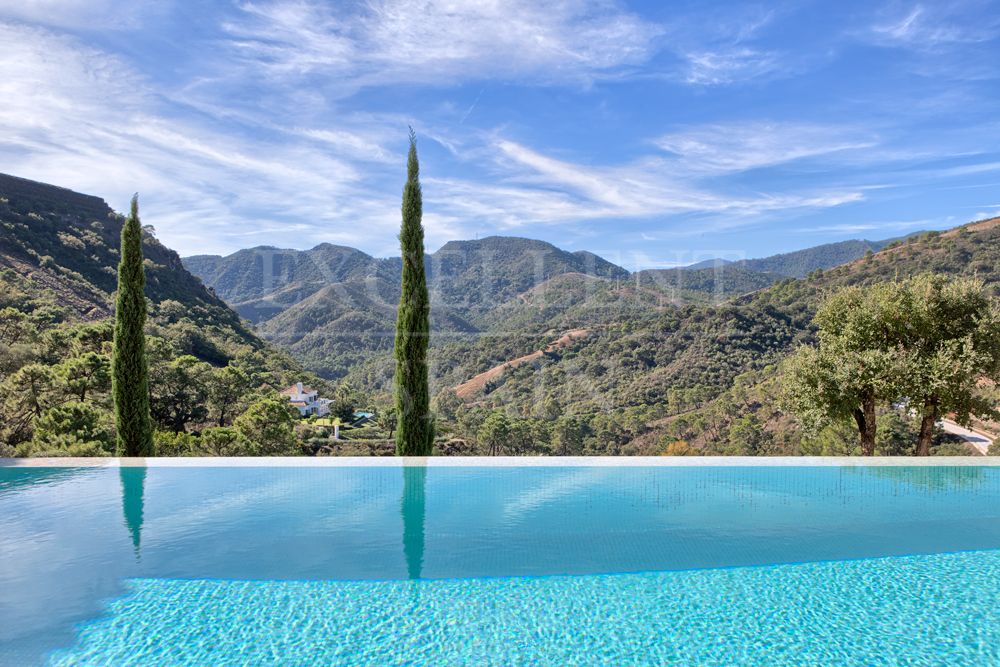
[5,168,1000,457]
[0,173,354,458]
[785,274,1000,455]
[112,195,154,456]
[394,131,434,456]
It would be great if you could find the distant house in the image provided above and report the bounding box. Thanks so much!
[281,382,332,417]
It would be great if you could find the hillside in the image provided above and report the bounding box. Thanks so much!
[184,244,379,323]
[405,218,1000,456]
[0,173,257,364]
[684,238,896,278]
[184,232,908,383]
[636,265,782,303]
[185,236,639,379]
[185,236,630,324]
[0,174,335,457]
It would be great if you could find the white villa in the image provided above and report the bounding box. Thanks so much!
[281,382,333,417]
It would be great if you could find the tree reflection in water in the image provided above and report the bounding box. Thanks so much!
[119,466,146,560]
[401,466,427,581]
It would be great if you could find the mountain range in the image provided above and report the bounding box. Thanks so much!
[5,171,999,456]
[182,229,913,380]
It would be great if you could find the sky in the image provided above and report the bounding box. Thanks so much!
[1,0,999,269]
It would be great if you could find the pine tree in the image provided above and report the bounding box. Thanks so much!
[112,195,154,456]
[394,129,434,455]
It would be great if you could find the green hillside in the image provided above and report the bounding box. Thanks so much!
[736,238,888,277]
[684,237,900,278]
[0,174,339,457]
[394,219,1000,456]
[184,243,379,323]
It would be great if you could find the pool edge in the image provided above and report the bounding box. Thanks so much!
[4,456,1000,467]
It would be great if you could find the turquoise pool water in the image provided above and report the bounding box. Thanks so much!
[2,465,1000,665]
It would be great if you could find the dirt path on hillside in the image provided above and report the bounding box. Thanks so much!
[453,329,590,399]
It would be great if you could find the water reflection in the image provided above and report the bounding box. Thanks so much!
[119,467,146,558]
[400,466,426,580]
[861,465,987,492]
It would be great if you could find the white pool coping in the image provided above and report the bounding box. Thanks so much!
[3,456,1000,467]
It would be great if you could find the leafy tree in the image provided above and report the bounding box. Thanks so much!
[28,401,113,456]
[112,195,153,456]
[149,355,211,432]
[0,307,29,346]
[55,352,110,402]
[552,415,586,456]
[394,129,434,456]
[784,283,910,455]
[207,364,254,427]
[477,410,511,456]
[1,363,56,447]
[376,406,398,439]
[197,426,243,456]
[507,418,540,455]
[727,413,768,456]
[233,394,297,456]
[899,274,1000,455]
[152,429,197,456]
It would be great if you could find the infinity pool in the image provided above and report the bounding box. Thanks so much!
[3,461,1000,665]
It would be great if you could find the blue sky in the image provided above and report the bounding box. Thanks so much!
[1,1,999,268]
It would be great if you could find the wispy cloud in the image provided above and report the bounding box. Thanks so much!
[868,3,1000,50]
[662,6,797,86]
[0,22,406,255]
[0,0,156,30]
[427,138,867,231]
[793,218,949,234]
[682,47,783,85]
[654,122,878,173]
[221,0,663,92]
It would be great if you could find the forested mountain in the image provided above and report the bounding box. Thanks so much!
[636,265,782,302]
[735,238,890,277]
[342,219,999,456]
[0,174,340,457]
[183,231,908,381]
[184,244,380,323]
[680,238,896,278]
[185,236,636,378]
[185,236,630,323]
[8,172,992,458]
[0,173,249,349]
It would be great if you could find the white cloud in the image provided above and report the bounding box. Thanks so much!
[793,218,945,234]
[0,22,406,255]
[421,138,866,231]
[867,3,1000,50]
[0,0,152,30]
[682,47,782,85]
[654,122,878,173]
[222,0,663,92]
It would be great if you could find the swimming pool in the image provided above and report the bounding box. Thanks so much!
[3,459,1000,665]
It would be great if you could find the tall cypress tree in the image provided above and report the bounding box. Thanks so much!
[394,129,434,456]
[112,195,154,457]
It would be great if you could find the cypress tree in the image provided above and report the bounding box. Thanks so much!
[112,195,154,457]
[394,129,434,455]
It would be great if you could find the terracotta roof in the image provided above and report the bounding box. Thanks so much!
[289,401,308,407]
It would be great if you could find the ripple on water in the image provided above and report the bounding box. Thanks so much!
[50,549,1000,666]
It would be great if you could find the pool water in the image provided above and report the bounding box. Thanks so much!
[3,464,1000,665]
